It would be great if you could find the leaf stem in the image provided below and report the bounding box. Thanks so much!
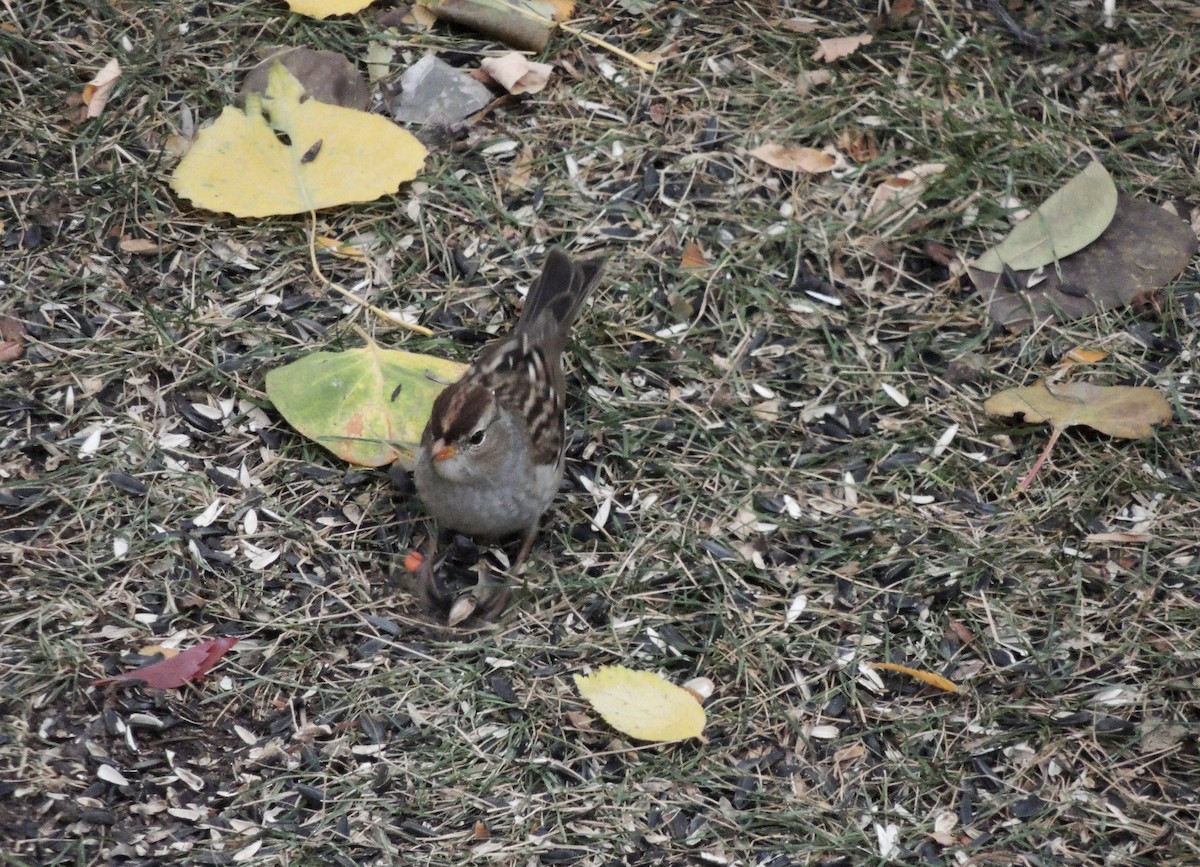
[488,0,658,73]
[306,212,433,336]
[1016,424,1063,492]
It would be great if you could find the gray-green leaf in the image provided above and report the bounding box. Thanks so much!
[972,161,1117,273]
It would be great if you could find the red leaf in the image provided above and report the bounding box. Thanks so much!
[91,637,238,689]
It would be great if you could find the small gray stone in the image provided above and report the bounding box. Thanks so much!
[392,55,493,126]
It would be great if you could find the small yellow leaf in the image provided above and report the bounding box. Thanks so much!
[573,666,706,742]
[172,63,426,218]
[315,235,367,260]
[285,0,376,19]
[871,662,959,694]
[1064,347,1108,365]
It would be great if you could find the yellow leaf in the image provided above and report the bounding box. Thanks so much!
[1064,347,1107,365]
[118,237,159,254]
[984,381,1171,439]
[406,3,438,27]
[172,63,426,218]
[285,0,376,19]
[573,666,706,742]
[871,662,959,694]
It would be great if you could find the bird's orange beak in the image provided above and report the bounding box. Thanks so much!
[433,443,457,463]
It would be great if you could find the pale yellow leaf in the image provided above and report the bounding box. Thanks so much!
[265,340,466,468]
[406,3,438,28]
[285,0,375,19]
[983,381,1171,439]
[573,666,706,742]
[365,42,396,84]
[172,63,426,218]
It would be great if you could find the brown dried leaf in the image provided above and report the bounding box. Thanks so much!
[1063,347,1107,365]
[812,34,872,63]
[420,0,553,51]
[1085,532,1153,544]
[872,0,916,30]
[505,145,534,190]
[242,48,369,111]
[118,238,159,254]
[82,58,122,119]
[681,240,709,271]
[750,143,838,174]
[0,315,27,364]
[971,193,1197,330]
[865,163,946,217]
[780,17,818,33]
[837,128,878,163]
[479,52,553,95]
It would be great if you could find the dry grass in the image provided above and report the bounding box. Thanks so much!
[3,1,1200,865]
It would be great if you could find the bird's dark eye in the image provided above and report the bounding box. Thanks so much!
[468,430,486,446]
